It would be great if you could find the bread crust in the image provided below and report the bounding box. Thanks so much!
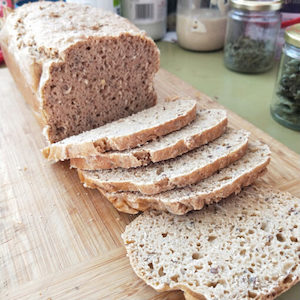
[98,160,269,215]
[78,131,249,195]
[70,111,228,170]
[1,43,44,126]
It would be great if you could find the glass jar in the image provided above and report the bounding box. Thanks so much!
[176,0,229,51]
[121,0,167,41]
[270,24,300,131]
[224,0,282,73]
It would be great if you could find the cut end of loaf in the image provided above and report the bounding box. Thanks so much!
[42,34,159,143]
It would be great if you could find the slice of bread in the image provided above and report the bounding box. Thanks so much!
[122,184,300,299]
[98,142,270,214]
[42,99,197,161]
[70,109,227,170]
[78,128,249,195]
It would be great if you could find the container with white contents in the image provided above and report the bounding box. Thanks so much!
[121,0,167,40]
[176,0,229,51]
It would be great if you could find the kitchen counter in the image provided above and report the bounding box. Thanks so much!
[157,41,300,154]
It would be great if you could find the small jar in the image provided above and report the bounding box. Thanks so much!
[176,0,229,51]
[270,24,300,131]
[121,0,167,41]
[224,0,282,73]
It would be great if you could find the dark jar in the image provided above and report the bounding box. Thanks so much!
[224,0,282,73]
[270,24,300,131]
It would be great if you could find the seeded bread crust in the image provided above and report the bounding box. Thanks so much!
[42,99,197,161]
[70,109,228,170]
[97,142,270,214]
[0,2,160,143]
[122,184,300,299]
[78,128,249,195]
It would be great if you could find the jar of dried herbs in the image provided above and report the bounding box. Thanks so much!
[270,24,300,131]
[224,0,282,73]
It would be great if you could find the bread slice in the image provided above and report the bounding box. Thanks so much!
[0,2,160,143]
[98,141,270,214]
[70,109,228,170]
[78,128,249,195]
[42,99,197,161]
[122,184,300,299]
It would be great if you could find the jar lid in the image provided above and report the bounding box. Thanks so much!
[230,0,282,11]
[285,24,300,48]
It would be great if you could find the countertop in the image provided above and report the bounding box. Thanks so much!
[157,41,300,155]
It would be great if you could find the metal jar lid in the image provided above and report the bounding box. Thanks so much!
[285,24,300,48]
[230,0,282,11]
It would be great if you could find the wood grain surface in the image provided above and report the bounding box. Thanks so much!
[0,67,299,300]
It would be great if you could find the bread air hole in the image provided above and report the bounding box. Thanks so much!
[208,236,217,242]
[248,291,257,298]
[206,281,219,288]
[148,263,153,270]
[170,274,179,283]
[283,274,293,284]
[240,249,246,256]
[192,253,200,260]
[276,233,285,242]
[162,233,168,238]
[292,265,298,272]
[290,236,298,242]
[158,266,165,277]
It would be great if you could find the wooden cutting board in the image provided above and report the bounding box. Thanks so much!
[1,67,300,300]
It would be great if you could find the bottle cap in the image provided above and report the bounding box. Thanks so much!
[285,24,300,48]
[230,0,282,11]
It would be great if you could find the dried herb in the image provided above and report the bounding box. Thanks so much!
[276,58,300,114]
[224,36,274,73]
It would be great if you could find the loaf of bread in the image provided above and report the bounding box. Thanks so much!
[0,2,160,142]
[43,99,197,161]
[122,184,300,299]
[78,128,249,195]
[70,109,227,170]
[98,142,270,214]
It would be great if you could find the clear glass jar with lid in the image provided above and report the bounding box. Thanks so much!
[224,0,282,73]
[270,24,300,131]
[176,0,229,51]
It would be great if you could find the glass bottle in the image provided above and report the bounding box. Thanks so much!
[224,0,282,73]
[176,0,229,51]
[121,0,167,41]
[270,24,300,131]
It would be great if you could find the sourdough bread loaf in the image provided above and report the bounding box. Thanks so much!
[43,99,197,161]
[122,184,300,299]
[78,128,249,195]
[0,2,160,142]
[98,142,270,214]
[70,109,228,170]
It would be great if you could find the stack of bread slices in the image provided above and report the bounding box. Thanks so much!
[43,98,271,215]
[43,99,300,299]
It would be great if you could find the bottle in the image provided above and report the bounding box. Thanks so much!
[176,0,229,51]
[270,24,300,131]
[121,0,167,40]
[224,0,282,73]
